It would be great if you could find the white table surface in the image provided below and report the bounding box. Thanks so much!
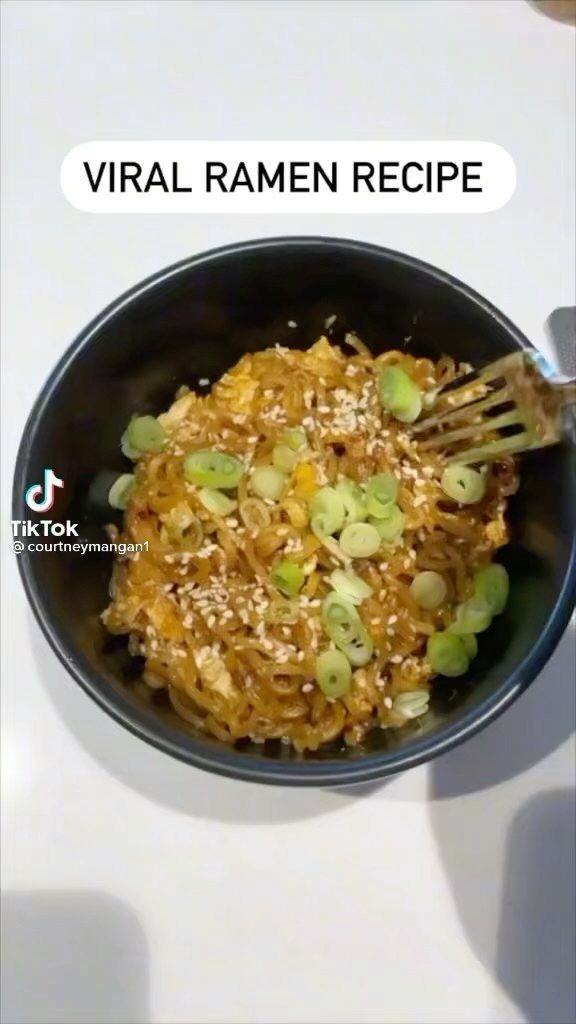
[1,2,575,1023]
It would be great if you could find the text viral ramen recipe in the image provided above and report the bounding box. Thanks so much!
[103,335,517,752]
[82,159,484,195]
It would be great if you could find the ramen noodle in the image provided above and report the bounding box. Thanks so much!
[102,336,518,751]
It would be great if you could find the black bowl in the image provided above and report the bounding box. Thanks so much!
[13,237,576,785]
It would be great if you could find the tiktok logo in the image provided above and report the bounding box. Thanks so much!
[25,468,65,512]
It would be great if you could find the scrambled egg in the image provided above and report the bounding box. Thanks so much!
[213,355,259,413]
[200,657,237,701]
[157,391,200,429]
[301,336,344,375]
[485,517,508,548]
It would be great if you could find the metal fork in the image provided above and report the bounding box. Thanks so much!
[412,350,576,465]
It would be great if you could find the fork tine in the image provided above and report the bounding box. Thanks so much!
[413,384,512,434]
[412,350,571,465]
[446,432,533,464]
[418,410,524,451]
[434,354,519,403]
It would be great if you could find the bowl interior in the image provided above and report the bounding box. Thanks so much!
[15,239,576,781]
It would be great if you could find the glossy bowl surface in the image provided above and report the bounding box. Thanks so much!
[13,237,576,785]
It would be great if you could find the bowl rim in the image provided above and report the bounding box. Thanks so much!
[13,235,576,786]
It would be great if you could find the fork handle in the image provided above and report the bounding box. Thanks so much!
[531,349,576,391]
[546,307,576,378]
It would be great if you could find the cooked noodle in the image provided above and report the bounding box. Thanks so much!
[102,337,518,751]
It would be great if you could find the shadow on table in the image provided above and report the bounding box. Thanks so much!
[430,623,575,799]
[0,891,149,1024]
[31,619,371,824]
[495,790,576,1024]
[429,626,575,1024]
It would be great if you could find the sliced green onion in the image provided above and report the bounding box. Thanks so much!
[459,632,479,658]
[127,415,165,454]
[309,486,346,538]
[330,569,373,605]
[341,626,374,666]
[250,465,286,501]
[180,517,203,550]
[162,505,203,549]
[378,366,422,423]
[198,488,237,516]
[322,593,374,666]
[427,632,470,677]
[283,427,308,451]
[120,429,141,461]
[335,479,367,526]
[239,498,271,532]
[266,598,300,626]
[368,505,405,543]
[410,571,447,610]
[364,473,398,519]
[108,473,136,510]
[451,595,493,634]
[322,592,361,646]
[184,450,245,489]
[474,563,509,615]
[339,522,381,558]
[315,649,352,698]
[441,464,486,504]
[393,690,430,719]
[272,444,299,474]
[271,559,305,597]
